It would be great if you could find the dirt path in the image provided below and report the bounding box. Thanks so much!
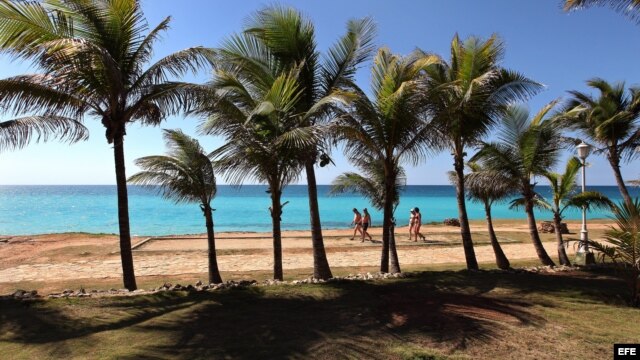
[0,240,576,283]
[0,220,607,284]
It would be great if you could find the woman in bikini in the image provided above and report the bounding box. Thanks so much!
[361,208,373,242]
[409,208,417,241]
[350,208,363,240]
[413,207,426,242]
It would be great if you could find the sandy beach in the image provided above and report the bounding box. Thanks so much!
[0,219,613,287]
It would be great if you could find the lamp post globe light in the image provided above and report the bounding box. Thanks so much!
[575,141,595,265]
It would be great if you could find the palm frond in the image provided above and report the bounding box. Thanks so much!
[128,129,216,205]
[0,115,88,152]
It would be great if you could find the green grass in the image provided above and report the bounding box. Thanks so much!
[1,269,638,360]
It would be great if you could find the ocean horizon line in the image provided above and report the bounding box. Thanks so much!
[1,184,636,236]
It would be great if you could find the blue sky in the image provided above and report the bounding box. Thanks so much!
[0,0,638,185]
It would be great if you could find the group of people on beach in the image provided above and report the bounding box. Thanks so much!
[350,208,373,242]
[349,207,426,242]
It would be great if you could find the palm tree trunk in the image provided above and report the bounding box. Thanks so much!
[386,170,401,273]
[608,150,633,209]
[523,186,556,266]
[270,187,284,281]
[454,155,479,270]
[632,269,639,307]
[204,205,223,284]
[113,132,137,291]
[304,161,333,279]
[484,203,510,269]
[553,213,571,266]
[380,171,394,273]
[389,217,401,273]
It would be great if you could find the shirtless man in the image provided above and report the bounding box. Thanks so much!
[361,208,373,242]
[413,207,426,242]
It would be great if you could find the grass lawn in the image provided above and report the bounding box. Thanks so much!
[1,269,638,359]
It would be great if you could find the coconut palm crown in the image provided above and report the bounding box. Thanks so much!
[471,101,563,266]
[128,129,222,284]
[330,156,406,212]
[520,157,614,266]
[0,0,214,290]
[560,78,640,210]
[201,56,320,280]
[229,6,377,279]
[332,48,440,273]
[423,34,543,270]
[463,162,518,269]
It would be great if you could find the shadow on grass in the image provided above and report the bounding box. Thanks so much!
[0,270,628,359]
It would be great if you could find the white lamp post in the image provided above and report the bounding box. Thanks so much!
[576,141,595,265]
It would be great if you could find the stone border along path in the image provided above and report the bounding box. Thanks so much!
[0,241,574,283]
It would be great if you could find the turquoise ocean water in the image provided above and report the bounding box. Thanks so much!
[0,185,637,236]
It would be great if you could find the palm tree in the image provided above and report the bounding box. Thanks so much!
[0,0,213,290]
[564,0,640,24]
[330,156,406,271]
[526,157,613,266]
[422,34,542,270]
[472,102,563,266]
[232,6,377,279]
[583,198,640,306]
[0,116,87,152]
[462,163,517,269]
[128,129,222,284]
[201,64,316,281]
[332,48,439,273]
[561,78,640,210]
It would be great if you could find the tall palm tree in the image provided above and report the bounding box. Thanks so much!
[0,0,213,290]
[561,78,640,210]
[0,116,87,152]
[472,102,563,266]
[128,129,222,284]
[522,157,613,266]
[234,6,377,279]
[583,198,640,306]
[422,34,543,270]
[332,48,439,273]
[330,156,406,272]
[202,63,317,281]
[463,163,517,269]
[564,0,640,24]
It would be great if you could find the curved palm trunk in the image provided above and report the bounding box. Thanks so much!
[553,213,571,266]
[270,187,284,281]
[608,150,633,209]
[381,171,400,273]
[204,205,223,284]
[523,186,556,266]
[113,133,137,291]
[305,161,333,279]
[389,217,401,273]
[454,156,479,270]
[484,203,510,269]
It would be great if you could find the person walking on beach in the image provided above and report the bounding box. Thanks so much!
[350,208,363,240]
[413,207,426,242]
[361,208,373,242]
[409,208,417,241]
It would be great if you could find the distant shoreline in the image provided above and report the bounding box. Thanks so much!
[0,218,615,238]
